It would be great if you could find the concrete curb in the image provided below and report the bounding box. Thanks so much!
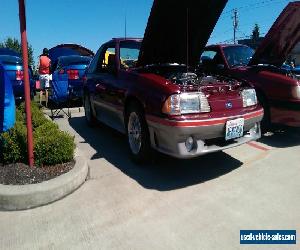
[0,156,88,211]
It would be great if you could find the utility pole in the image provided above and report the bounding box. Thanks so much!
[232,8,238,44]
[18,0,34,167]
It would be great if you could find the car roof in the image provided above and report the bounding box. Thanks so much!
[104,38,142,44]
[206,44,250,49]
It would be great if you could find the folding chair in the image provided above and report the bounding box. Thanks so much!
[48,79,71,119]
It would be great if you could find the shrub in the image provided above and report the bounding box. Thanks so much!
[34,122,75,166]
[0,121,27,163]
[16,108,24,123]
[18,102,48,128]
[1,101,75,166]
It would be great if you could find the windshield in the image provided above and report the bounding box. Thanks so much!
[223,46,254,67]
[119,40,141,69]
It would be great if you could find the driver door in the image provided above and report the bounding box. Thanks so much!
[93,45,125,132]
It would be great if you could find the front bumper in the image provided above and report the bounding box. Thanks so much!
[146,109,263,159]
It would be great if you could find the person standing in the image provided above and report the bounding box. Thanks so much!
[38,48,51,106]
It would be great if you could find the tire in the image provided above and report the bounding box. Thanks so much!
[84,92,96,126]
[126,103,151,164]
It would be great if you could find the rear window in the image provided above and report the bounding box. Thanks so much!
[0,55,22,65]
[59,56,92,67]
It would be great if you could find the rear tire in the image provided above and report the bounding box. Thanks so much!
[84,93,96,127]
[126,103,151,164]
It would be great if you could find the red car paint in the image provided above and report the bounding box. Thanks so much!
[83,0,263,160]
[203,2,300,127]
[204,44,300,127]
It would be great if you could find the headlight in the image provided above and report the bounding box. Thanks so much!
[241,89,257,107]
[292,85,300,99]
[162,92,210,115]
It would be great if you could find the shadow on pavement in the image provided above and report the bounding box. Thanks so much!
[69,116,243,191]
[259,126,300,148]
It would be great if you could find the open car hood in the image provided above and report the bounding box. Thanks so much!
[48,44,94,63]
[138,0,228,67]
[249,2,300,67]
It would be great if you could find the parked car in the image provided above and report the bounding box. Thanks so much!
[51,55,92,101]
[282,64,300,78]
[0,62,15,132]
[0,48,35,102]
[83,0,263,162]
[201,2,300,127]
[48,44,94,104]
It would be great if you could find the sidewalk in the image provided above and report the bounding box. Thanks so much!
[0,112,299,250]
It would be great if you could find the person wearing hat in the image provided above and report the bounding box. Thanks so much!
[38,48,51,106]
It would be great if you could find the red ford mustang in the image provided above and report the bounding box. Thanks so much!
[202,2,300,128]
[83,0,263,162]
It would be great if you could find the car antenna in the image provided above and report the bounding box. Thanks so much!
[124,13,127,40]
[186,7,189,73]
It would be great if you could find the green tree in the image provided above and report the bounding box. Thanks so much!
[0,37,35,70]
[251,24,260,41]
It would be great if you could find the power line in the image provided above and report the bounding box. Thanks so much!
[219,0,289,21]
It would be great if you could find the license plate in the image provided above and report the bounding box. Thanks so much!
[225,118,244,140]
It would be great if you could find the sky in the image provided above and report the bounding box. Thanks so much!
[0,0,292,65]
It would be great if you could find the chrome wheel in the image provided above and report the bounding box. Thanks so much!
[128,112,142,155]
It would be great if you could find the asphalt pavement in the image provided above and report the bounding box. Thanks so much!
[0,109,299,250]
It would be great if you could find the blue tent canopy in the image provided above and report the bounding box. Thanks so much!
[0,63,16,132]
[48,44,94,63]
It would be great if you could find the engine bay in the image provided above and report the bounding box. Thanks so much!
[139,64,241,87]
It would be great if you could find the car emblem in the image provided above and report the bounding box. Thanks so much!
[226,102,233,109]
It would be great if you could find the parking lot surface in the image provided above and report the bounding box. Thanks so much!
[0,110,299,250]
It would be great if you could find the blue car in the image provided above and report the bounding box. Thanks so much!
[0,62,15,132]
[49,44,94,105]
[282,63,300,77]
[51,55,92,101]
[0,48,35,102]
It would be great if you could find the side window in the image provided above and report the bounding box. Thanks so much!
[119,41,141,70]
[200,50,217,63]
[200,50,223,65]
[97,47,116,72]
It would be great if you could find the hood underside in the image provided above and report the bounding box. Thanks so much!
[249,1,300,67]
[48,44,94,63]
[138,0,228,67]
